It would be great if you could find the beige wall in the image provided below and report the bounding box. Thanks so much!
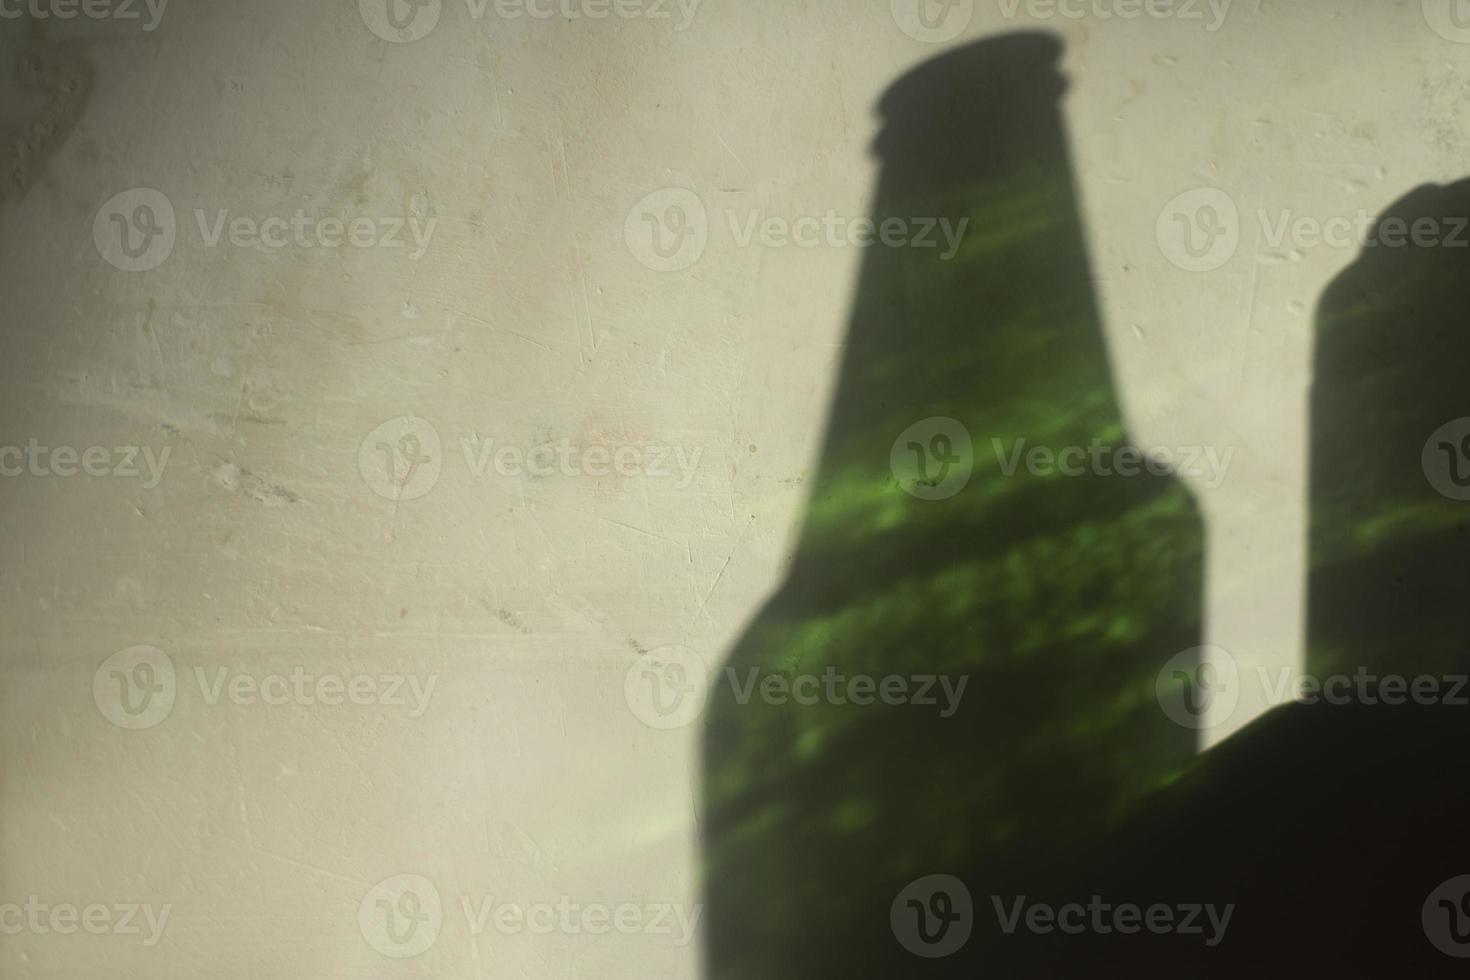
[2,0,1465,975]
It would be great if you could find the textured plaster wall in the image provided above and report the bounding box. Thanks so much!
[1,0,1466,976]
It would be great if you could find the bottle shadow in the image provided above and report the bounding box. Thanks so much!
[700,34,1470,978]
[701,32,1203,980]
